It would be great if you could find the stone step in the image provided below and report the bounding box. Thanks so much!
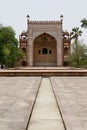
[0,67,87,76]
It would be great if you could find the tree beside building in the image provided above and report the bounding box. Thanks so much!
[0,26,23,68]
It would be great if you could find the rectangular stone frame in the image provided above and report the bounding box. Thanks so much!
[27,21,63,66]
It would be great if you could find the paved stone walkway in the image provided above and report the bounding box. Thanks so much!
[0,77,41,130]
[28,78,65,130]
[51,77,87,130]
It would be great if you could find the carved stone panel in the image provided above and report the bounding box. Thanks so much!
[32,31,58,41]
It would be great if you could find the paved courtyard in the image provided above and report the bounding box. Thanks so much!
[51,77,87,130]
[0,76,87,130]
[0,77,41,130]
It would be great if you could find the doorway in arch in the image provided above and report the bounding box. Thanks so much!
[22,61,26,66]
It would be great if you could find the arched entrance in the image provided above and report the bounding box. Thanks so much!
[22,61,26,66]
[33,33,57,66]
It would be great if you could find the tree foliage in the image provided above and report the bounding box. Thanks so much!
[70,27,82,40]
[0,25,23,68]
[70,27,82,66]
[81,18,87,28]
[68,41,87,68]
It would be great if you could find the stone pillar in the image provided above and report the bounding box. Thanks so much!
[28,25,33,66]
[57,24,63,66]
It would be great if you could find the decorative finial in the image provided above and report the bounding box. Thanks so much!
[26,14,30,22]
[27,14,30,18]
[60,14,63,22]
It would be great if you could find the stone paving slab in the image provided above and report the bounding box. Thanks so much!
[0,77,41,130]
[50,77,87,130]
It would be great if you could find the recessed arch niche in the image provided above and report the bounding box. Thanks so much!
[33,33,57,66]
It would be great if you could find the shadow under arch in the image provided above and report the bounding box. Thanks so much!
[33,33,57,66]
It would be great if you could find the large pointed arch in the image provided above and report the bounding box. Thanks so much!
[33,33,57,66]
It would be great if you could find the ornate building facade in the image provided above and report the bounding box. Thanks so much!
[19,16,70,67]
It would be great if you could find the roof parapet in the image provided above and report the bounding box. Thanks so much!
[29,20,62,24]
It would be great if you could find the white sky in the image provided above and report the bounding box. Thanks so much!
[0,0,87,43]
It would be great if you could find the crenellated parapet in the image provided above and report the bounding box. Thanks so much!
[29,20,62,24]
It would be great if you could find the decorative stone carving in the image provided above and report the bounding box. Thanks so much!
[32,31,58,41]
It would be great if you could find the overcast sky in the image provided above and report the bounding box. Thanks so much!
[0,0,87,43]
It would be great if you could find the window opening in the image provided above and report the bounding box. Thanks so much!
[38,50,41,54]
[49,50,52,54]
[42,48,48,54]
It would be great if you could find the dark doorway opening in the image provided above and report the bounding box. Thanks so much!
[42,48,48,54]
[22,61,26,66]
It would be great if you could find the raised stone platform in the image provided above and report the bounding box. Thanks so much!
[0,67,87,76]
